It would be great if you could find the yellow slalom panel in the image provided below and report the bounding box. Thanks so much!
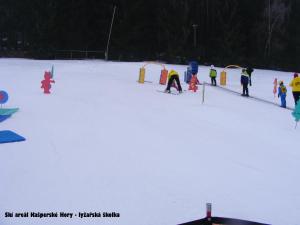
[220,71,227,86]
[138,67,145,83]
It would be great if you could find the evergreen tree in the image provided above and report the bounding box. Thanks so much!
[0,0,299,70]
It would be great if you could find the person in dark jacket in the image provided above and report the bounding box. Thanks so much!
[241,69,249,96]
[246,67,254,86]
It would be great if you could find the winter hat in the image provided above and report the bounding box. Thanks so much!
[279,81,284,85]
[294,73,298,78]
[211,65,214,69]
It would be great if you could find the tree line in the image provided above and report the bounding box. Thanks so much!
[0,0,299,71]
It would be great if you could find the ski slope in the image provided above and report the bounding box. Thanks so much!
[0,59,299,225]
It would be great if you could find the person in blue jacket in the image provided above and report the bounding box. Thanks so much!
[278,81,287,108]
[240,69,249,96]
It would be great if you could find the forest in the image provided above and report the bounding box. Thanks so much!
[0,0,299,71]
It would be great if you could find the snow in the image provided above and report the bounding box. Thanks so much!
[0,59,299,225]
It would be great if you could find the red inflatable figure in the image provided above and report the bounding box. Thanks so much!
[41,71,55,94]
[188,74,200,92]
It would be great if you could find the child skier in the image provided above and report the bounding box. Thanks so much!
[240,69,249,96]
[209,65,217,86]
[165,70,183,93]
[278,81,287,108]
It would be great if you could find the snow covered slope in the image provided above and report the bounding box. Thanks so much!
[0,59,299,225]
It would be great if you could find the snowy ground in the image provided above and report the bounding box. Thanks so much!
[0,59,299,225]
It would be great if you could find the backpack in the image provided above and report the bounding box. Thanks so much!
[281,85,287,94]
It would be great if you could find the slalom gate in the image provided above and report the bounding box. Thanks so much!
[220,65,243,86]
[138,61,168,85]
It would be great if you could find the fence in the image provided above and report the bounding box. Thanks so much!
[54,50,105,59]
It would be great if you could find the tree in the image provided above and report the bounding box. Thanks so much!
[285,0,300,70]
[210,0,245,65]
[157,0,192,61]
[263,0,290,60]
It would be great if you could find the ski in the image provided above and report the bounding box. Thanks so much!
[156,90,186,95]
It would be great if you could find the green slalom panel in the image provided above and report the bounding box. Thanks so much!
[0,108,19,116]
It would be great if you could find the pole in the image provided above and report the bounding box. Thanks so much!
[192,24,198,48]
[268,0,271,57]
[206,203,212,222]
[105,5,117,61]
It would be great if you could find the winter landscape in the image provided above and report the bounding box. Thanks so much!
[1,58,299,225]
[1,1,300,225]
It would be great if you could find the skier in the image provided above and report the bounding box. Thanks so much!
[246,67,254,86]
[240,68,249,96]
[278,81,287,108]
[165,70,183,93]
[209,65,217,86]
[289,73,300,106]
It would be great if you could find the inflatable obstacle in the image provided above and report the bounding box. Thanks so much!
[0,90,9,105]
[138,61,168,85]
[41,71,55,94]
[0,115,11,123]
[0,130,26,144]
[184,61,198,83]
[0,91,25,143]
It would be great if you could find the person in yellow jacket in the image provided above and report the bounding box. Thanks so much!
[289,73,300,106]
[209,65,217,86]
[165,70,182,93]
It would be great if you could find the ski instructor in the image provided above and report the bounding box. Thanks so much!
[290,73,300,106]
[165,70,183,93]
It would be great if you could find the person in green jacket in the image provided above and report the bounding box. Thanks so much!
[209,65,217,86]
